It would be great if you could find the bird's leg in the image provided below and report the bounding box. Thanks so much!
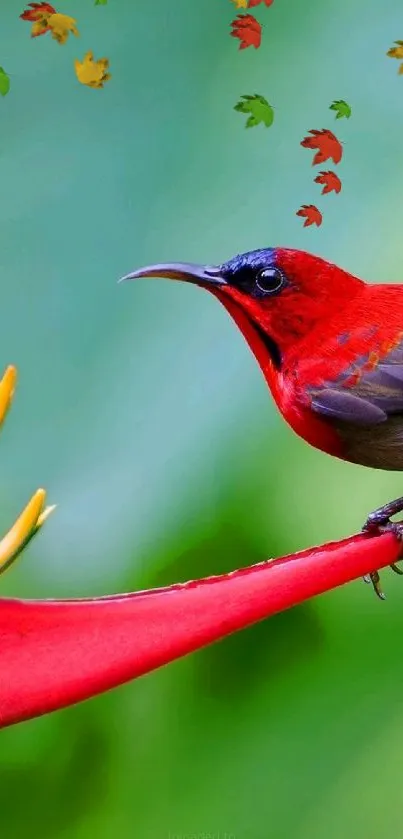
[362,496,403,599]
[390,562,403,575]
[364,496,403,532]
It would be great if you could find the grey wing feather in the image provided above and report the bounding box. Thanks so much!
[310,338,403,426]
[377,363,403,383]
[310,389,387,426]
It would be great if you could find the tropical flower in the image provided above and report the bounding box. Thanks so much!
[0,365,55,579]
[0,363,400,729]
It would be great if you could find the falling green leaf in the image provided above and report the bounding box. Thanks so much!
[95,0,107,4]
[234,94,274,128]
[0,68,10,97]
[329,99,351,119]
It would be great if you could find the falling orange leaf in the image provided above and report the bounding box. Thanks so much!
[20,2,56,36]
[230,14,261,49]
[301,129,343,165]
[314,170,342,195]
[296,205,323,227]
[20,2,56,20]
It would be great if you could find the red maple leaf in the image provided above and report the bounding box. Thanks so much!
[20,2,56,20]
[248,0,274,6]
[230,14,261,49]
[300,129,343,165]
[296,204,323,227]
[314,170,342,195]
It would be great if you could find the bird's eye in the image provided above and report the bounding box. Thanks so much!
[255,267,284,295]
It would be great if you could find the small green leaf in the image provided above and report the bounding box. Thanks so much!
[95,0,108,4]
[0,68,10,97]
[329,99,351,119]
[234,94,274,128]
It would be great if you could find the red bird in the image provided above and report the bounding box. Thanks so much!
[121,247,403,598]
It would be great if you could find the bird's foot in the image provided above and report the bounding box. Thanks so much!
[362,496,403,599]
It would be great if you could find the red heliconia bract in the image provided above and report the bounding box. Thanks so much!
[0,528,400,729]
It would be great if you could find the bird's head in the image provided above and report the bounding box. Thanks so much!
[120,247,363,373]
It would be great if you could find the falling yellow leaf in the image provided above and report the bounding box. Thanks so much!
[230,0,248,7]
[47,12,79,44]
[74,50,111,89]
[387,40,403,59]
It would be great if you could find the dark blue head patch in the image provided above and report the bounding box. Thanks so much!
[219,248,276,279]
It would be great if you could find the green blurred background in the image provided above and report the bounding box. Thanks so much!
[1,0,403,836]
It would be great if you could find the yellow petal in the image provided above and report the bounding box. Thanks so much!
[0,489,47,575]
[36,504,57,529]
[0,365,17,427]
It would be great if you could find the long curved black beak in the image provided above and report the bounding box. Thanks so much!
[119,262,227,287]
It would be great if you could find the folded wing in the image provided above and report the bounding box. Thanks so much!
[309,343,403,427]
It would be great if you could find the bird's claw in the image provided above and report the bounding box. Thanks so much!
[361,496,403,599]
[363,496,403,535]
[362,570,386,600]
